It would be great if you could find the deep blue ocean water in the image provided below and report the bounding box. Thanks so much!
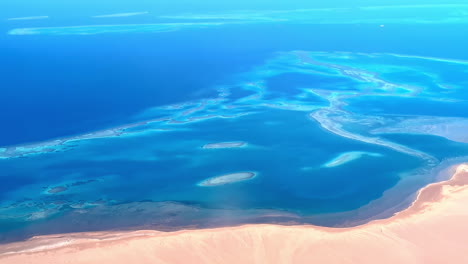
[1,1,468,242]
[2,23,468,145]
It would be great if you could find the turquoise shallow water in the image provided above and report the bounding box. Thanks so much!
[0,108,423,241]
[1,3,468,242]
[346,96,468,117]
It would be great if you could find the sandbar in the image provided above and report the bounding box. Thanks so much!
[1,164,468,263]
[202,141,247,149]
[92,12,149,18]
[46,186,68,194]
[7,16,49,21]
[198,172,257,186]
[323,151,382,168]
[8,22,226,36]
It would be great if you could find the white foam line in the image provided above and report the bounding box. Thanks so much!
[7,16,49,21]
[92,12,149,18]
[8,22,227,35]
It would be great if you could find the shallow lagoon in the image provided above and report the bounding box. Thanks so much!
[0,107,425,242]
[346,96,468,118]
[1,12,468,242]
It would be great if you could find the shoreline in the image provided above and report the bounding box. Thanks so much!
[1,163,467,263]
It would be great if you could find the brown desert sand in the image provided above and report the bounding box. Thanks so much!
[1,164,468,264]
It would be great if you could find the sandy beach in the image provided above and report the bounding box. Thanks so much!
[1,164,467,264]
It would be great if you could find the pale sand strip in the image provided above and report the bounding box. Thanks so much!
[198,172,257,186]
[202,141,247,149]
[1,164,468,264]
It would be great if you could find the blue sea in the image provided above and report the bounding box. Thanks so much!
[1,0,468,242]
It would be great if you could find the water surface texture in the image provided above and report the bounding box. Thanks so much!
[1,1,468,242]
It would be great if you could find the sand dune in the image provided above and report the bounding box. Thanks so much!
[1,164,468,264]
